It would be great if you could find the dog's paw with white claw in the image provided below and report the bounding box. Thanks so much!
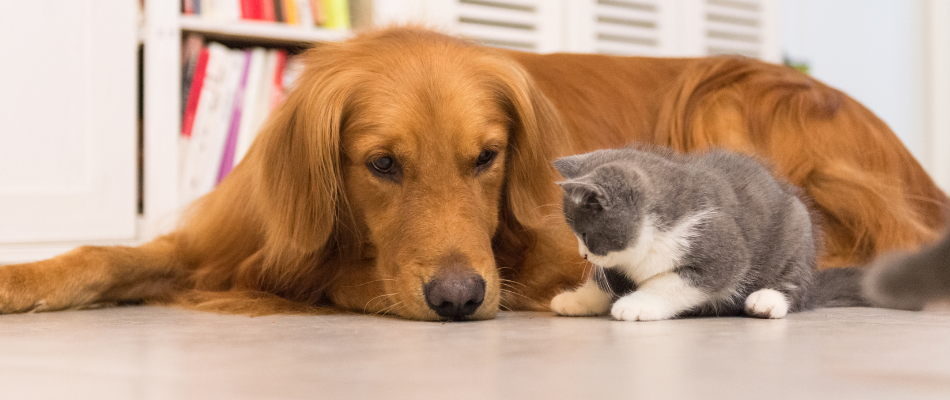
[550,289,611,316]
[610,292,677,321]
[744,289,789,319]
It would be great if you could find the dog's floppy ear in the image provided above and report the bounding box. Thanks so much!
[489,59,570,230]
[246,43,355,258]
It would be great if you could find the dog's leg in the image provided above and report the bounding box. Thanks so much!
[500,230,588,312]
[324,262,396,315]
[0,235,185,314]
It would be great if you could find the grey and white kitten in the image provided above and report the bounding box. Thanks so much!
[550,146,865,321]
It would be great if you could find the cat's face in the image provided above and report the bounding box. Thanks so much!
[554,154,647,267]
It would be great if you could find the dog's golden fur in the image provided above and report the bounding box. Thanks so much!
[0,27,945,320]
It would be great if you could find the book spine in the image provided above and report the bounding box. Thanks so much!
[217,50,253,184]
[321,0,349,29]
[180,35,205,121]
[273,0,285,23]
[234,48,267,166]
[183,0,195,15]
[284,0,299,25]
[239,0,252,19]
[296,0,314,27]
[181,47,210,138]
[261,0,276,21]
[270,50,287,110]
[310,0,325,25]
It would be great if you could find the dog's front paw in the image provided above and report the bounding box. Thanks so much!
[0,265,55,314]
[744,289,788,319]
[610,292,677,321]
[550,289,611,316]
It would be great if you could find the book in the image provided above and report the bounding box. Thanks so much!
[284,0,300,25]
[310,0,325,25]
[181,44,247,204]
[261,0,277,21]
[281,55,306,97]
[183,0,196,15]
[241,0,261,20]
[274,0,285,23]
[234,48,267,166]
[321,0,349,29]
[217,50,253,183]
[180,34,205,123]
[296,0,314,27]
[270,50,287,110]
[215,0,241,22]
[181,46,210,138]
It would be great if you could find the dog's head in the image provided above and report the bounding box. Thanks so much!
[247,28,567,320]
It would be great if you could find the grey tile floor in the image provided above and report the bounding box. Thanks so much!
[0,306,948,399]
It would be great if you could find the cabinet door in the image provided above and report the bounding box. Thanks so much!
[0,0,138,243]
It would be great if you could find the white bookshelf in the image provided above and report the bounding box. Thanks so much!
[179,15,352,44]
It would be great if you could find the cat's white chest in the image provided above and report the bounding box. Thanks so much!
[583,211,713,284]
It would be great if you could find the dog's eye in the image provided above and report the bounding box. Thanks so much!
[475,149,497,169]
[370,156,395,174]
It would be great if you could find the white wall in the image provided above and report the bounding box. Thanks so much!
[779,0,925,162]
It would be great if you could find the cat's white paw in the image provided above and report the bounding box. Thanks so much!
[744,289,789,319]
[550,289,611,316]
[610,292,677,321]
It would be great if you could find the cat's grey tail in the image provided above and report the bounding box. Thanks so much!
[809,229,950,310]
[861,228,950,310]
[809,267,870,308]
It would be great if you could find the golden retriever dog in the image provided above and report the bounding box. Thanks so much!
[0,27,946,320]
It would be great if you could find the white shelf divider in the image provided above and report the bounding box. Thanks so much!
[179,15,351,44]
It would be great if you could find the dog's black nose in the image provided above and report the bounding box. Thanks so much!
[424,270,485,320]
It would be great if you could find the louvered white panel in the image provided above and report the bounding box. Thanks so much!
[704,0,763,57]
[592,0,663,55]
[456,0,561,52]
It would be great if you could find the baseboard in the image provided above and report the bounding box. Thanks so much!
[0,239,140,265]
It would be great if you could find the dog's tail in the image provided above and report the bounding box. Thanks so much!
[808,229,950,310]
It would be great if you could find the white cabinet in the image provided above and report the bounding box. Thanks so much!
[0,0,138,260]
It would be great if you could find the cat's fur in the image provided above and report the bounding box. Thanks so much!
[550,147,868,321]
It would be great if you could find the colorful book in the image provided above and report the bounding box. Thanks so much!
[217,50,253,184]
[261,0,277,21]
[181,44,247,203]
[181,43,228,203]
[181,46,210,138]
[270,50,287,110]
[284,0,300,25]
[321,0,349,29]
[180,35,204,123]
[241,0,261,20]
[310,0,325,25]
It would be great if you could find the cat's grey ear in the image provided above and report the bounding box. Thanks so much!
[553,157,582,179]
[558,181,610,209]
